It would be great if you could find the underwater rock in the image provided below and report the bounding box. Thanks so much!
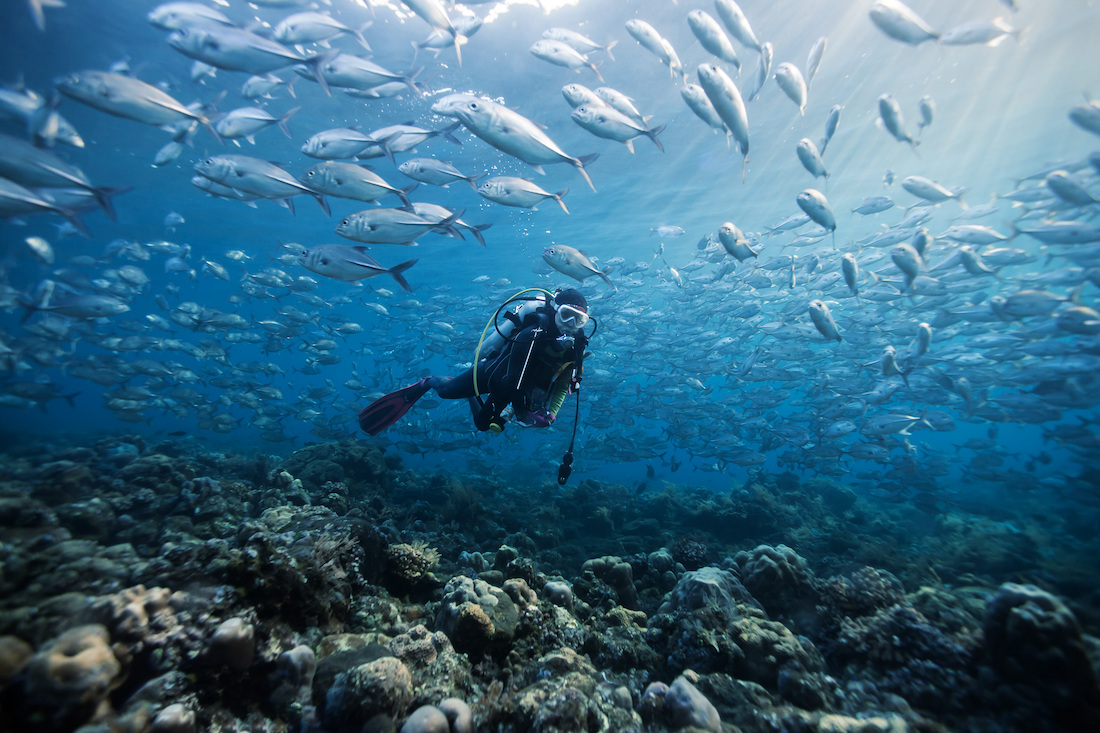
[0,635,32,687]
[19,624,124,731]
[658,565,760,615]
[271,644,316,710]
[818,566,906,622]
[665,673,722,732]
[580,555,638,608]
[506,648,641,731]
[54,497,116,543]
[983,583,1100,714]
[503,578,538,610]
[323,655,414,729]
[207,617,255,669]
[388,625,471,708]
[149,702,196,733]
[87,584,174,644]
[543,580,575,613]
[733,543,817,620]
[438,698,474,733]
[434,575,518,657]
[400,704,449,733]
[385,541,441,591]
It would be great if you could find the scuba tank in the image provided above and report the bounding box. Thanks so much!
[475,291,554,361]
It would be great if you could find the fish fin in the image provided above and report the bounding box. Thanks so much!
[624,139,635,154]
[554,189,569,214]
[314,193,330,217]
[283,197,296,216]
[354,22,372,53]
[528,163,547,176]
[440,121,463,145]
[599,267,617,291]
[575,152,599,192]
[277,106,301,138]
[470,223,492,248]
[589,62,604,83]
[647,123,666,152]
[453,32,468,67]
[604,40,617,62]
[397,183,418,207]
[388,258,418,292]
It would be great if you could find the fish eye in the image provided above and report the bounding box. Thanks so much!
[340,218,349,226]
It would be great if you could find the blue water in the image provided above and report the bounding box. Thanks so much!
[2,0,1100,501]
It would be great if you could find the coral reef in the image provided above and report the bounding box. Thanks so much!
[0,435,1096,732]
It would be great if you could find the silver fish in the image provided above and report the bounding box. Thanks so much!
[215,105,299,142]
[878,94,918,148]
[301,161,413,205]
[624,19,686,82]
[194,154,329,214]
[687,9,740,69]
[298,244,416,291]
[55,70,214,135]
[796,189,836,245]
[335,207,462,245]
[697,63,749,179]
[148,2,234,30]
[718,222,757,261]
[530,40,603,82]
[869,0,939,45]
[796,138,828,179]
[401,0,467,65]
[430,94,598,192]
[714,0,762,51]
[542,244,616,290]
[398,158,481,190]
[775,62,808,116]
[809,299,842,342]
[748,42,773,101]
[477,176,569,214]
[571,104,665,154]
[939,18,1019,46]
[0,132,115,220]
[273,11,370,50]
[902,175,966,206]
[681,84,728,136]
[562,83,604,109]
[543,27,616,60]
[806,36,828,88]
[0,177,87,235]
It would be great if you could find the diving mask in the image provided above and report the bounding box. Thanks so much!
[555,302,589,333]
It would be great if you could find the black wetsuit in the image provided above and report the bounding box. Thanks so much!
[431,305,582,430]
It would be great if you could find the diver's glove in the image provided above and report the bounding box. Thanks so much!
[524,408,554,428]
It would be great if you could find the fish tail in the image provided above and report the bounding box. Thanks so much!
[599,269,618,291]
[590,62,604,83]
[388,258,418,292]
[277,106,301,138]
[554,189,569,215]
[471,223,492,248]
[440,121,463,146]
[575,153,599,193]
[647,123,666,152]
[313,193,330,217]
[453,32,468,67]
[604,40,617,62]
[305,54,332,97]
[397,183,418,208]
[91,185,118,222]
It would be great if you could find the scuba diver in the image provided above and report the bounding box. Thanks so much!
[358,288,594,436]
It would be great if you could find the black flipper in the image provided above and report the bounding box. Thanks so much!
[358,379,431,435]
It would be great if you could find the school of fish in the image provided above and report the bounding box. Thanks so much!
[1,0,1099,502]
